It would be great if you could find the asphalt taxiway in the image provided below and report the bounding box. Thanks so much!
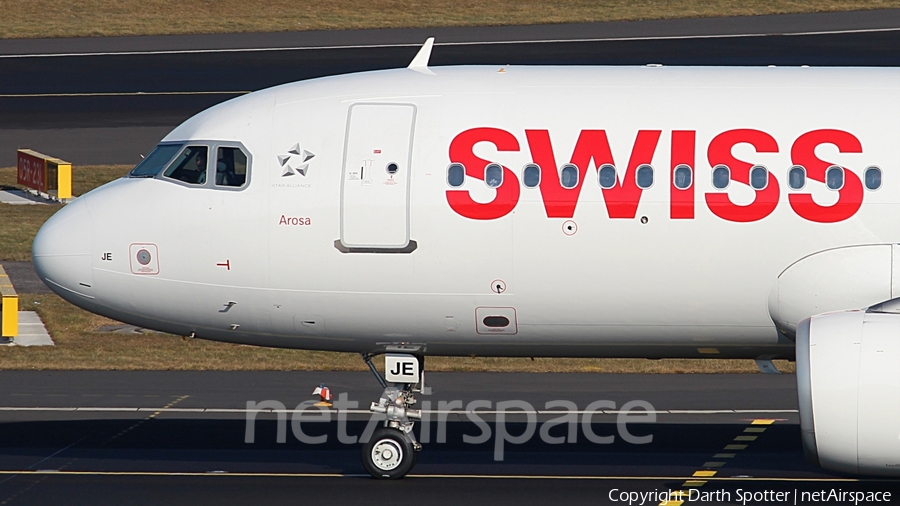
[6,9,900,165]
[0,372,897,505]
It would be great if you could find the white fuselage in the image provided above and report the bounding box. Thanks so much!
[32,65,900,358]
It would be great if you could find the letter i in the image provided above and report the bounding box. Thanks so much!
[670,130,695,219]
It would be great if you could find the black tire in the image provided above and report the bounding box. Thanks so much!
[361,427,417,479]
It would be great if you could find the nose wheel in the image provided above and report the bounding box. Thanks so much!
[360,352,426,479]
[362,427,418,479]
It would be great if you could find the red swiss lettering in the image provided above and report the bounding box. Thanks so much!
[789,129,863,223]
[446,128,520,220]
[705,129,780,222]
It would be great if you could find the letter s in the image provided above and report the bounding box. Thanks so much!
[446,128,520,220]
[789,129,863,223]
[705,129,780,222]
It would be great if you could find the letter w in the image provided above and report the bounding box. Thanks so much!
[526,130,661,219]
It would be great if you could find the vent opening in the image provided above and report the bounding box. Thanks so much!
[483,316,510,328]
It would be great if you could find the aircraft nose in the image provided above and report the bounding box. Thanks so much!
[32,197,95,304]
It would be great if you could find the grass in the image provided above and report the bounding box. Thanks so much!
[0,0,898,39]
[0,164,794,373]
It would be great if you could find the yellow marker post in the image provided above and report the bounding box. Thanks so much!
[1,295,17,337]
[0,267,18,338]
[53,159,73,200]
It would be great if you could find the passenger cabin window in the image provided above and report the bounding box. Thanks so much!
[750,165,768,190]
[522,164,540,188]
[447,163,465,187]
[788,165,806,190]
[163,146,208,185]
[865,166,882,190]
[712,165,730,189]
[129,144,183,178]
[673,164,692,190]
[560,164,578,189]
[826,165,844,190]
[215,147,249,187]
[598,164,617,189]
[485,163,503,188]
[636,164,654,189]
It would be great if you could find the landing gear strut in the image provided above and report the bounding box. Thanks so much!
[360,353,424,479]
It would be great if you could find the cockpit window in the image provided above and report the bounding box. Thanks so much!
[163,146,208,185]
[129,144,183,178]
[215,147,248,187]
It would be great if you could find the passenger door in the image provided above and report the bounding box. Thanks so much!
[340,103,416,249]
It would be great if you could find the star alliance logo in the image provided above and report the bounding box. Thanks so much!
[278,143,315,177]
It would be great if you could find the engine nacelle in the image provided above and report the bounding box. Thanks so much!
[770,244,898,338]
[797,305,900,476]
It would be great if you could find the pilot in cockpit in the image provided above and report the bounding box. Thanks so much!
[165,146,208,184]
[194,153,207,178]
[216,158,237,186]
[215,147,246,187]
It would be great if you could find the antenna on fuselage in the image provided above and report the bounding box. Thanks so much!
[407,37,436,75]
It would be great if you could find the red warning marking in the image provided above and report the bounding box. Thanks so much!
[373,149,382,154]
[217,260,231,270]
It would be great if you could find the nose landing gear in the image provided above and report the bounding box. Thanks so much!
[360,353,425,479]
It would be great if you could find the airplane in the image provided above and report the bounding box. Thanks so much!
[31,38,900,479]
